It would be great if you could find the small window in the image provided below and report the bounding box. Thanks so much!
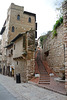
[17,61,18,65]
[28,17,31,23]
[44,51,49,57]
[14,44,15,50]
[11,49,13,55]
[12,26,14,32]
[17,15,20,20]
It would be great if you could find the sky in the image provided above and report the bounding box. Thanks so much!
[0,0,63,39]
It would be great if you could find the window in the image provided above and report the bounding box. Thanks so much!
[14,44,15,50]
[17,15,20,20]
[11,49,13,55]
[12,26,14,32]
[28,17,31,23]
[17,61,18,65]
[44,51,49,57]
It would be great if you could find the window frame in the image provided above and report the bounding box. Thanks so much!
[28,17,31,23]
[12,26,15,32]
[17,15,20,20]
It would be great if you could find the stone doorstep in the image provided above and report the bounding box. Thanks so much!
[54,77,66,82]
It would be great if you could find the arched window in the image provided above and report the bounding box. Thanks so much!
[12,26,14,32]
[17,15,20,20]
[28,17,31,23]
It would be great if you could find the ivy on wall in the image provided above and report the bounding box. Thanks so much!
[52,16,63,38]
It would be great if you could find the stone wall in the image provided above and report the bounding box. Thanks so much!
[62,0,67,91]
[1,3,36,77]
[9,30,35,82]
[27,51,35,80]
[14,59,27,82]
[1,27,8,75]
[7,46,13,66]
[0,40,2,69]
[13,36,23,58]
[43,24,64,75]
[8,3,36,43]
[27,30,35,80]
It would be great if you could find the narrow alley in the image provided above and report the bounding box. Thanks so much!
[36,50,50,84]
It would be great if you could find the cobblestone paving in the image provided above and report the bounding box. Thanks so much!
[0,84,17,100]
[0,74,67,100]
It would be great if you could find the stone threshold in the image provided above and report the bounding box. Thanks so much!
[54,77,66,82]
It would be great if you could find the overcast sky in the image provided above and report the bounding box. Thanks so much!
[0,0,63,39]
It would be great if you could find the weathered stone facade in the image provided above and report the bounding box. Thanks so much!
[42,0,67,91]
[6,30,35,82]
[43,24,64,75]
[62,0,67,91]
[0,39,2,73]
[7,3,36,43]
[0,3,37,82]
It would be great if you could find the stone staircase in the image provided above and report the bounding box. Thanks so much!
[36,50,50,84]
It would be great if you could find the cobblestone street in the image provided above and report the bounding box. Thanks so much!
[0,74,67,100]
[0,84,17,100]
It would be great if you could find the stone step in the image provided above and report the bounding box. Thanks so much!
[40,71,47,72]
[39,80,50,82]
[38,68,46,70]
[40,72,48,74]
[39,81,50,84]
[40,78,50,80]
[40,75,49,77]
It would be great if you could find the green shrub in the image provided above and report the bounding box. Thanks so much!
[53,30,57,38]
[52,16,63,38]
[40,35,47,48]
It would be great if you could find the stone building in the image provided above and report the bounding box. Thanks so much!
[42,0,67,91]
[0,39,2,73]
[42,24,64,75]
[6,30,35,82]
[62,0,67,91]
[0,3,37,82]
